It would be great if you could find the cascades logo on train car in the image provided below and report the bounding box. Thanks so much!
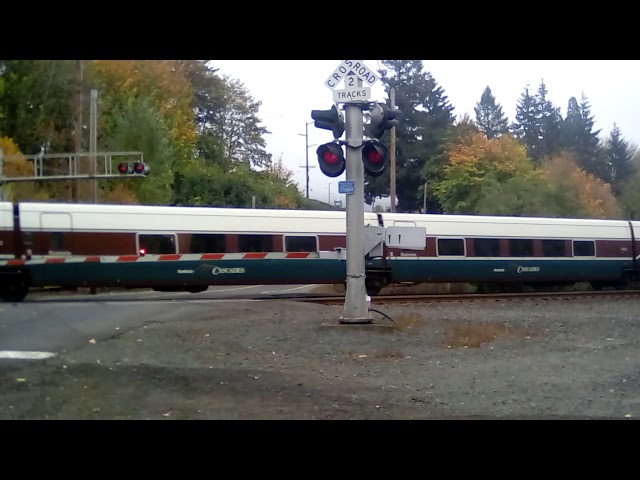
[517,266,540,273]
[211,266,246,275]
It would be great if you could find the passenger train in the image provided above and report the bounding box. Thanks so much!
[1,200,639,302]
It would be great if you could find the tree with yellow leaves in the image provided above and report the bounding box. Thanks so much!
[435,132,549,215]
[0,137,51,201]
[541,153,622,219]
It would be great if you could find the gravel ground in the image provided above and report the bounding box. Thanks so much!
[1,295,639,420]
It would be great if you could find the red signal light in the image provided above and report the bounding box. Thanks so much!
[323,151,339,164]
[316,142,345,178]
[366,149,384,163]
[361,141,389,177]
[117,163,129,174]
[132,162,149,175]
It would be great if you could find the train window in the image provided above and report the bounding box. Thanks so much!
[238,234,273,252]
[542,239,566,257]
[138,234,176,255]
[573,240,595,257]
[437,238,465,256]
[49,232,64,252]
[473,238,500,257]
[23,231,33,248]
[509,239,534,257]
[190,234,226,253]
[284,235,317,252]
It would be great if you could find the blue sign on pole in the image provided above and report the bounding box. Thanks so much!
[338,180,355,195]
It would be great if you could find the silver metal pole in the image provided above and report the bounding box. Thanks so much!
[341,101,371,324]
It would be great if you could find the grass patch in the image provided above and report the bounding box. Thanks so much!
[437,320,541,349]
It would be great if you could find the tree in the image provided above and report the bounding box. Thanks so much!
[185,61,235,170]
[0,136,51,201]
[101,96,175,205]
[0,60,76,155]
[434,132,547,215]
[510,84,541,162]
[510,80,563,165]
[535,80,563,160]
[558,93,607,181]
[206,74,272,171]
[474,86,509,139]
[603,123,633,194]
[617,171,640,219]
[89,60,197,165]
[541,153,621,219]
[372,60,455,213]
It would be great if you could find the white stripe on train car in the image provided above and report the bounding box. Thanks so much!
[0,251,323,266]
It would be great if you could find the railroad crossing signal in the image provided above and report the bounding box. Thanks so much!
[319,60,399,324]
[118,162,150,175]
[362,140,389,176]
[316,142,345,177]
[311,105,345,139]
[367,102,402,139]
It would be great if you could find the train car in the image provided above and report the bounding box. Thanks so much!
[378,212,640,293]
[0,201,381,302]
[1,201,640,302]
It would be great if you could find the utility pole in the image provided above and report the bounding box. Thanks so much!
[390,87,397,212]
[72,60,83,203]
[298,121,316,198]
[0,148,4,201]
[423,180,427,213]
[90,89,98,203]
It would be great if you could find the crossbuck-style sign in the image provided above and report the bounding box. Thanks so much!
[324,60,378,103]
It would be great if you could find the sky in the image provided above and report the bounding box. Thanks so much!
[209,60,640,208]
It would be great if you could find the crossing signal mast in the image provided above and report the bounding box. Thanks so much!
[311,60,402,324]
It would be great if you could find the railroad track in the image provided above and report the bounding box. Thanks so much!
[294,289,640,305]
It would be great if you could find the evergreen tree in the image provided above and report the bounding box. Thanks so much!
[558,93,607,181]
[604,123,633,194]
[371,60,455,213]
[559,96,582,151]
[510,85,541,163]
[535,80,562,160]
[474,86,509,139]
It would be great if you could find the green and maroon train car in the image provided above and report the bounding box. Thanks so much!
[1,201,639,302]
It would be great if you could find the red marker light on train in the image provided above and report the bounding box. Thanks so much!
[139,248,146,256]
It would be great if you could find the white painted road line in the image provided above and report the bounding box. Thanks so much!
[0,350,57,360]
[262,285,316,294]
